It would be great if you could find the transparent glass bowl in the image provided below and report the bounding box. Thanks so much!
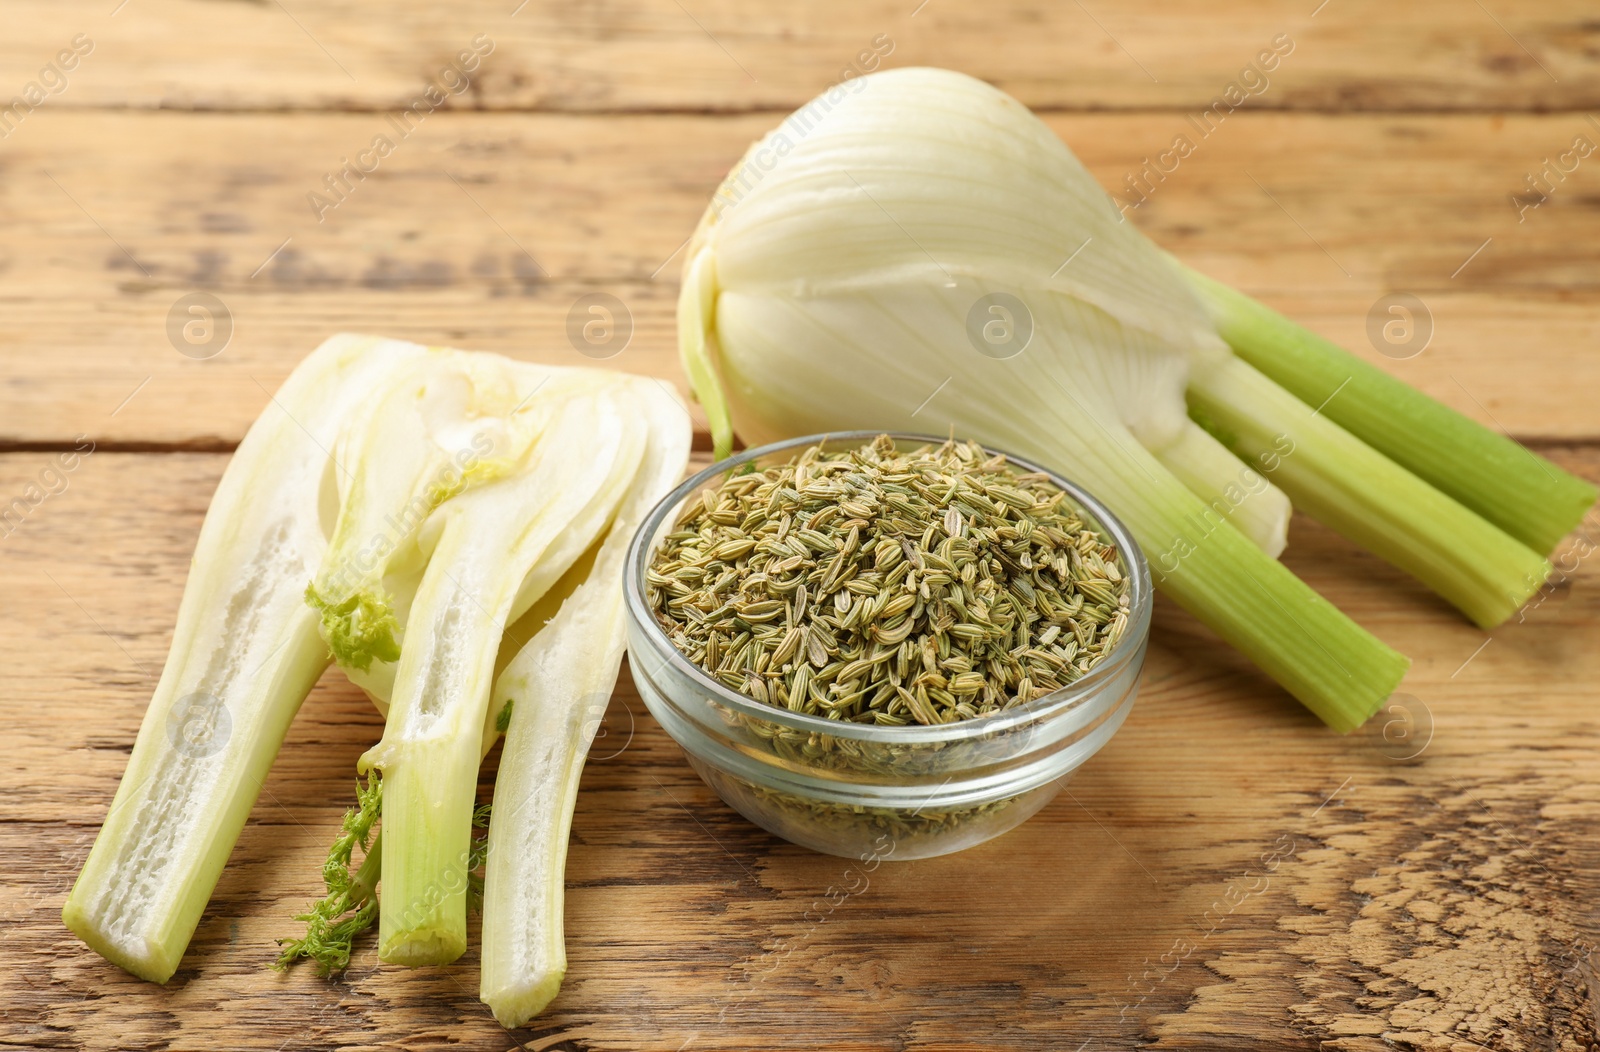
[624,432,1152,861]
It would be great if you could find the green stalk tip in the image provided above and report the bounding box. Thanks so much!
[1178,262,1596,555]
[1188,356,1552,630]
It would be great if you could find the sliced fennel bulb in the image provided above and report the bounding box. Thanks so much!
[306,349,542,671]
[62,334,426,983]
[291,365,688,980]
[67,333,694,1000]
[479,381,691,1027]
[360,376,649,966]
[678,67,1584,730]
[275,349,689,979]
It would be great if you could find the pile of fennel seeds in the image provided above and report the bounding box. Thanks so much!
[646,435,1132,730]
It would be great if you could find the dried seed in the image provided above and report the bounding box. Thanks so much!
[712,538,757,561]
[771,626,804,666]
[806,629,831,669]
[647,435,1131,729]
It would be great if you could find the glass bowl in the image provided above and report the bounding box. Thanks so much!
[623,432,1151,861]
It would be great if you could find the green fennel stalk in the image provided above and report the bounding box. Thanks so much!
[1178,263,1595,556]
[1186,355,1553,629]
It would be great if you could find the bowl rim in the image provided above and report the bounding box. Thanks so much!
[623,430,1153,745]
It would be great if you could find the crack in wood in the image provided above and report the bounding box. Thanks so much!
[1152,765,1600,1051]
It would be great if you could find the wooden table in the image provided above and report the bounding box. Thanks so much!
[3,3,1598,1049]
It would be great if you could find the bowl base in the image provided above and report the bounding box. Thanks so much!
[686,753,1071,861]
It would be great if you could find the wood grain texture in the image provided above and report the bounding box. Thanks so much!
[2,110,1600,446]
[3,0,1600,113]
[4,0,1599,1047]
[1,450,1597,1051]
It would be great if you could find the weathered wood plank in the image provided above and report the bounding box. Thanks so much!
[3,0,1600,113]
[2,110,1599,447]
[0,449,1595,1050]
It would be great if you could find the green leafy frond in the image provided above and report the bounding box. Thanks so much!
[275,774,384,977]
[305,584,402,672]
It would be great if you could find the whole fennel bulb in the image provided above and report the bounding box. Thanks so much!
[679,67,1579,730]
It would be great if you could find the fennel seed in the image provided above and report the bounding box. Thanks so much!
[646,435,1131,727]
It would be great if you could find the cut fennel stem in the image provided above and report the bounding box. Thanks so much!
[62,334,426,983]
[480,383,691,1027]
[284,359,667,977]
[1187,356,1551,629]
[1176,263,1596,556]
[361,382,647,966]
